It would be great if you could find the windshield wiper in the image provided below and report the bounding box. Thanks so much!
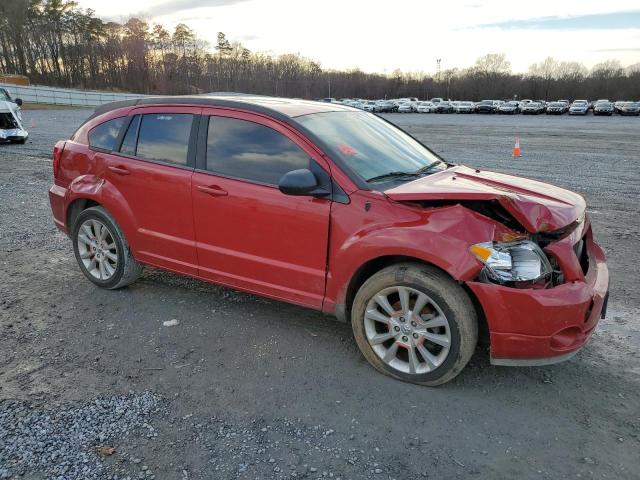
[413,161,442,175]
[366,161,444,184]
[365,171,421,183]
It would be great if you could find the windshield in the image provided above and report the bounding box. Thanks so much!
[0,89,11,102]
[297,111,444,185]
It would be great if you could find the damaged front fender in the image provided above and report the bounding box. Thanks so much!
[324,193,523,313]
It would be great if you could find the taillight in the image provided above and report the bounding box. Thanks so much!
[52,140,66,178]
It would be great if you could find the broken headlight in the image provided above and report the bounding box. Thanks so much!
[470,241,553,285]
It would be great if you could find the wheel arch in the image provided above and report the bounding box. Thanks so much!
[66,198,101,233]
[341,255,447,320]
[339,255,489,344]
[64,178,139,254]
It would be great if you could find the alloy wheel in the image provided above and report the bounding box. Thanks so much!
[76,219,118,281]
[364,286,451,374]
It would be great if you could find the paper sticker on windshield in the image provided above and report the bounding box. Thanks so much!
[337,143,358,156]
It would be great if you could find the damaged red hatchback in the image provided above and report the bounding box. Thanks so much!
[49,95,609,385]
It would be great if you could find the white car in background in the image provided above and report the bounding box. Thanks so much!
[397,102,414,113]
[0,100,29,144]
[569,100,589,115]
[455,101,475,113]
[498,101,519,114]
[362,101,378,112]
[416,101,436,113]
[521,102,544,114]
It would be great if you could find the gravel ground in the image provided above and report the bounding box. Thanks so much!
[1,108,639,479]
[0,392,162,480]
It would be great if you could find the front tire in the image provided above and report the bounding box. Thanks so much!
[351,263,478,386]
[72,206,142,289]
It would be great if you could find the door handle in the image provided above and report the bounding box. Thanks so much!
[197,185,228,197]
[108,165,130,176]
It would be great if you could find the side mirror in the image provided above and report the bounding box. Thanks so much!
[279,168,326,197]
[15,98,23,107]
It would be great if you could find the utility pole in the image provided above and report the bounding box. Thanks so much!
[436,59,442,97]
[328,75,331,98]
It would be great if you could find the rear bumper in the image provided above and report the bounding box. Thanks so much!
[467,226,609,365]
[49,184,68,234]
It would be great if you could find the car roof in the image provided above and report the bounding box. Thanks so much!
[88,93,357,124]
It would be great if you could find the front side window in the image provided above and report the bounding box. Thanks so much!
[88,117,125,151]
[206,116,309,185]
[297,111,444,185]
[135,114,193,165]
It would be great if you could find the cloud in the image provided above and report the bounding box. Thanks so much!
[475,10,640,30]
[593,47,640,52]
[238,34,260,41]
[150,0,250,16]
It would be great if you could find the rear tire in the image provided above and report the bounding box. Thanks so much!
[72,206,142,289]
[351,263,478,386]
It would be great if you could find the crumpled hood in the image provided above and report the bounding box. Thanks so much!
[0,101,28,139]
[384,165,586,233]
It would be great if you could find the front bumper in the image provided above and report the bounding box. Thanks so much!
[467,222,608,365]
[0,128,28,141]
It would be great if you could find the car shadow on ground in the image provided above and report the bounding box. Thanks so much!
[122,266,616,397]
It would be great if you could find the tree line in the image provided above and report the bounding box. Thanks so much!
[1,1,639,101]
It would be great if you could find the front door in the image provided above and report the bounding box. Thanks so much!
[191,110,331,308]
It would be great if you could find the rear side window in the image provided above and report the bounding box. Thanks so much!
[135,114,193,165]
[88,117,125,151]
[206,116,309,185]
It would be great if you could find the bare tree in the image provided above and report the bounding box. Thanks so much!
[0,3,638,101]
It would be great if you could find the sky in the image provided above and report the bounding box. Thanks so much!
[76,0,640,74]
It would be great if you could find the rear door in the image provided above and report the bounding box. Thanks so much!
[103,106,200,275]
[191,109,331,308]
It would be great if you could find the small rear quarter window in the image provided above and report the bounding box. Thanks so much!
[88,117,125,151]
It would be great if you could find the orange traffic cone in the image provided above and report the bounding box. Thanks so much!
[513,137,521,158]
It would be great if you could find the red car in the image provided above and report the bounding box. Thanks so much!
[49,95,609,385]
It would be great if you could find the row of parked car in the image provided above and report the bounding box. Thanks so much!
[319,97,640,116]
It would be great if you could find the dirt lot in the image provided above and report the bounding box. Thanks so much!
[1,109,639,479]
